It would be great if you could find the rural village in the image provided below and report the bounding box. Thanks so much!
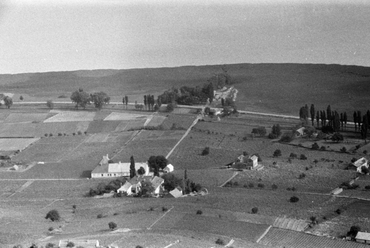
[1,64,370,248]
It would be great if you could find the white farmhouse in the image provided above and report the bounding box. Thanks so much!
[91,154,149,178]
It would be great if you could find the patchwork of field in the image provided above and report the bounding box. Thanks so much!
[4,113,49,123]
[103,112,149,121]
[0,138,39,151]
[259,227,368,248]
[44,110,96,122]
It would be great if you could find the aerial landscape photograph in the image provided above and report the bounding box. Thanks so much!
[1,0,370,247]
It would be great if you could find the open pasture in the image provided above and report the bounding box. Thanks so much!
[4,113,48,123]
[0,123,37,137]
[0,138,39,151]
[134,130,185,141]
[85,120,121,134]
[44,110,96,122]
[161,113,197,130]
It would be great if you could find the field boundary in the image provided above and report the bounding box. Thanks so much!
[147,206,174,230]
[256,225,272,243]
[219,171,239,187]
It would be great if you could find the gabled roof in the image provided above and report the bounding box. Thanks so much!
[117,181,132,193]
[151,176,164,189]
[128,176,142,185]
[169,187,183,198]
[249,155,258,161]
[164,164,174,172]
[354,157,368,168]
[356,231,370,241]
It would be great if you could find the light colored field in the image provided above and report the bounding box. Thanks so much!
[4,113,48,123]
[44,110,95,123]
[104,112,148,121]
[146,115,167,127]
[0,138,39,151]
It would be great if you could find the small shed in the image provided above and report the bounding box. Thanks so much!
[356,232,370,244]
[353,157,369,173]
[169,187,183,198]
[117,181,132,195]
[163,164,174,173]
[295,127,305,137]
[151,176,165,194]
[248,155,259,168]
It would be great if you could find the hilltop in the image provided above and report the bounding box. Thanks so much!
[1,63,370,116]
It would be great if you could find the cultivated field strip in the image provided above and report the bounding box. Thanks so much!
[44,110,96,122]
[259,227,368,248]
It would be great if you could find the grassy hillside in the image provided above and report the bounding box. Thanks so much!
[1,63,370,116]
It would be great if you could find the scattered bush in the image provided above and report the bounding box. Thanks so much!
[113,212,119,216]
[365,185,370,190]
[279,132,294,143]
[335,209,342,215]
[108,221,117,230]
[320,146,326,151]
[84,131,87,135]
[136,246,144,248]
[340,147,347,153]
[311,143,319,150]
[215,238,225,245]
[72,133,76,136]
[298,173,306,179]
[77,131,82,135]
[290,196,299,203]
[201,147,210,156]
[361,166,369,174]
[248,182,254,188]
[251,127,266,137]
[251,207,258,214]
[257,183,265,188]
[273,149,282,157]
[48,227,54,232]
[49,133,53,137]
[271,184,278,190]
[268,133,278,139]
[364,150,368,155]
[66,241,75,247]
[196,210,203,215]
[310,216,318,225]
[347,225,361,239]
[300,154,307,160]
[289,153,297,159]
[45,209,60,222]
[162,207,168,212]
[97,214,103,219]
[58,133,62,136]
[45,243,57,248]
[44,133,48,137]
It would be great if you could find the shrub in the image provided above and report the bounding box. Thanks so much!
[335,209,342,215]
[66,241,75,247]
[72,133,76,136]
[271,184,278,190]
[257,183,265,188]
[320,146,326,151]
[44,133,48,137]
[279,132,294,143]
[347,225,361,239]
[77,131,82,135]
[251,127,266,137]
[58,133,62,136]
[45,209,60,222]
[201,147,210,156]
[136,246,144,248]
[251,207,258,214]
[361,166,369,174]
[340,147,347,153]
[311,143,319,150]
[49,133,53,137]
[300,154,307,160]
[289,153,297,159]
[162,207,168,212]
[166,103,175,112]
[268,133,278,139]
[97,214,103,219]
[365,185,370,190]
[108,221,117,230]
[45,243,57,248]
[113,212,119,216]
[215,238,225,245]
[290,196,299,203]
[364,150,368,155]
[273,149,282,157]
[48,227,54,232]
[310,216,317,224]
[196,210,203,215]
[46,100,54,109]
[248,182,254,188]
[298,173,306,179]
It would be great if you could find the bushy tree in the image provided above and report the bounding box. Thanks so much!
[347,225,361,239]
[70,88,90,109]
[108,222,117,230]
[273,149,282,157]
[45,209,60,221]
[162,173,182,192]
[46,100,54,109]
[91,91,110,110]
[137,166,146,176]
[252,127,266,137]
[4,96,13,109]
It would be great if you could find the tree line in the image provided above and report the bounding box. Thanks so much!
[299,104,370,141]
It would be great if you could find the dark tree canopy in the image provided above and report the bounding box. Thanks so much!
[91,91,110,110]
[70,89,90,109]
